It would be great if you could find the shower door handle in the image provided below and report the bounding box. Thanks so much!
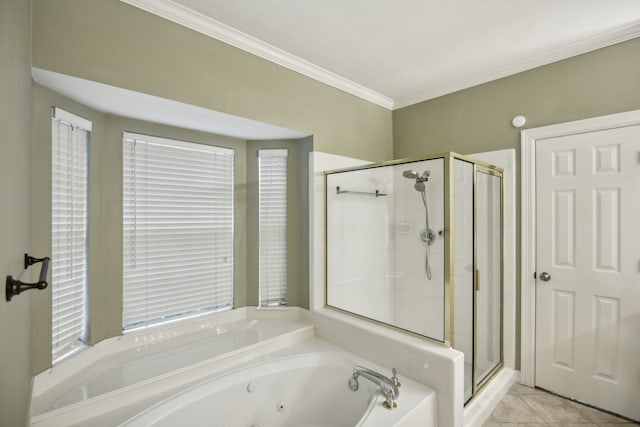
[539,272,551,282]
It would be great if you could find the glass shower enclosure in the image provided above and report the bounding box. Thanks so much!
[325,152,503,402]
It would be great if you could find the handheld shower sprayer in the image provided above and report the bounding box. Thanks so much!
[402,168,434,279]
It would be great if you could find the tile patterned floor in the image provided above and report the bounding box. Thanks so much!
[482,383,639,427]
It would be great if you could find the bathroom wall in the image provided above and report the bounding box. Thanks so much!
[0,0,33,425]
[393,38,640,158]
[31,0,393,163]
[393,37,640,367]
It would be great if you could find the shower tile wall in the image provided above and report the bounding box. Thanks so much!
[310,151,372,311]
[326,167,392,321]
[326,158,465,344]
[390,159,445,341]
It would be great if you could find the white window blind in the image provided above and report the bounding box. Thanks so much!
[51,107,90,362]
[258,149,288,307]
[122,133,234,330]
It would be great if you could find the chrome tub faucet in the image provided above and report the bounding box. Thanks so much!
[348,365,400,409]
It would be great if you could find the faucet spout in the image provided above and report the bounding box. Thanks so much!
[351,366,400,409]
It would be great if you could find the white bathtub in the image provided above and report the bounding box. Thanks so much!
[31,308,316,426]
[120,352,435,427]
[30,308,435,427]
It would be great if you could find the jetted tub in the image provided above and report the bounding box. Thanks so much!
[120,352,435,427]
[30,308,436,427]
[30,308,317,426]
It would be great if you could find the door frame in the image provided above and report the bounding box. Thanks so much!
[520,109,640,386]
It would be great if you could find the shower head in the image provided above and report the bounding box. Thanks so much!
[402,170,419,179]
[404,169,429,192]
[403,169,430,182]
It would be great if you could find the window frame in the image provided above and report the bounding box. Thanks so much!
[51,107,91,363]
[257,148,289,307]
[121,132,236,330]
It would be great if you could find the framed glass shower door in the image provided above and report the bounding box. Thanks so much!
[473,167,503,391]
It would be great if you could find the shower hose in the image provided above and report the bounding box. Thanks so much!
[420,190,432,280]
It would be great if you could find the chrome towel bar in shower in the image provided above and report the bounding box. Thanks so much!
[336,186,387,197]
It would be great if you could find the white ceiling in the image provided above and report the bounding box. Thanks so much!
[122,0,640,109]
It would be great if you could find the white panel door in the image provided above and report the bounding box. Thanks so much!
[535,125,640,421]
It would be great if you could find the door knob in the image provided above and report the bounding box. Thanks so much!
[539,272,551,281]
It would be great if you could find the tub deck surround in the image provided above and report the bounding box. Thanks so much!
[29,306,456,427]
[30,307,315,426]
[305,307,465,427]
[35,318,310,410]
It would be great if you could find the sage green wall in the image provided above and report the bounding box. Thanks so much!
[0,0,33,425]
[392,37,640,368]
[246,139,313,308]
[31,0,392,162]
[393,38,640,158]
[31,83,251,373]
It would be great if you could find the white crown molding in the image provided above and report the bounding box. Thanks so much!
[393,20,640,109]
[120,0,394,109]
[121,0,640,111]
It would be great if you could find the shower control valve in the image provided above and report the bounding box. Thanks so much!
[420,229,436,246]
